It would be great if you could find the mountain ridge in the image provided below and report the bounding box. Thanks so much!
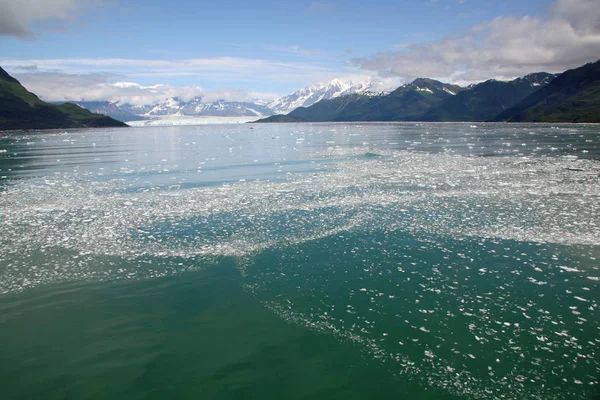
[256,78,465,122]
[8,60,599,125]
[493,60,600,123]
[266,77,386,114]
[419,73,556,122]
[254,72,566,123]
[76,77,388,121]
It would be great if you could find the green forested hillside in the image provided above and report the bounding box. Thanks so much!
[493,61,600,123]
[0,67,128,130]
[421,73,555,121]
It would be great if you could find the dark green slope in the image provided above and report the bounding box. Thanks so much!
[360,84,451,121]
[326,78,462,121]
[253,114,308,123]
[254,93,378,123]
[493,60,600,123]
[0,67,128,130]
[421,73,555,122]
[291,93,378,121]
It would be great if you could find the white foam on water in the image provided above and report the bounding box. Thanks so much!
[1,148,599,294]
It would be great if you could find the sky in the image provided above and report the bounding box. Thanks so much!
[0,0,599,105]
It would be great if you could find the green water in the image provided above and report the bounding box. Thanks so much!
[0,123,599,399]
[0,261,431,400]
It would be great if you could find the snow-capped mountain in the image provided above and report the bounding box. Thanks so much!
[119,103,155,116]
[147,96,188,116]
[119,97,274,118]
[180,100,274,117]
[267,77,387,114]
[79,77,388,122]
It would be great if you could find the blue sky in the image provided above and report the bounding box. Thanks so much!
[1,0,598,104]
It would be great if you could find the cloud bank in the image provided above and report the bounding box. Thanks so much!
[11,71,280,105]
[354,0,600,83]
[2,56,349,104]
[2,57,343,86]
[0,0,105,37]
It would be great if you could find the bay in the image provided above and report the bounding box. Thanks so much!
[0,122,599,399]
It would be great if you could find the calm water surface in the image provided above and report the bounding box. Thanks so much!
[1,122,599,399]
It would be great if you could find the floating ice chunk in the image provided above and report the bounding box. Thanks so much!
[559,266,581,272]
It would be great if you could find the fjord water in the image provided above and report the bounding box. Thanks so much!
[0,122,599,400]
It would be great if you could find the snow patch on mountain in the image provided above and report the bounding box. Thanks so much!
[443,87,457,95]
[416,87,434,94]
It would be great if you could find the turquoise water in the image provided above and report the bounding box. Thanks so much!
[0,122,599,399]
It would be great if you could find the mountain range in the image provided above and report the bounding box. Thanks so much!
[282,78,464,122]
[2,60,599,130]
[256,73,556,123]
[256,60,600,123]
[0,67,127,130]
[266,77,387,114]
[418,73,555,122]
[71,77,387,122]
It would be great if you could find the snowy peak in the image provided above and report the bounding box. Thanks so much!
[118,96,273,118]
[268,77,386,114]
[145,96,201,116]
[180,100,274,117]
[86,77,387,119]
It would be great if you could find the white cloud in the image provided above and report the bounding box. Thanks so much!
[1,56,354,102]
[10,70,279,105]
[1,57,344,86]
[0,0,108,37]
[354,0,600,83]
